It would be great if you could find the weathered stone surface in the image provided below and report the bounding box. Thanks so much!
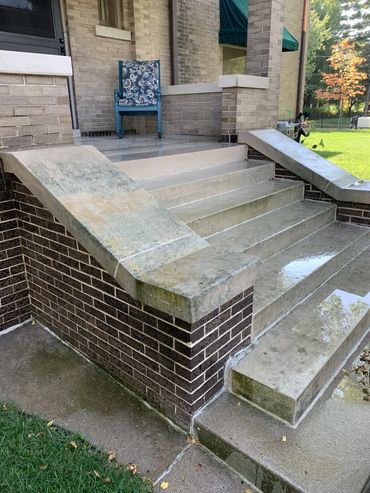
[233,248,370,425]
[1,145,258,322]
[241,129,370,204]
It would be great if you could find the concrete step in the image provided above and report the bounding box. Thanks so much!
[150,162,274,208]
[253,222,370,337]
[207,200,335,260]
[171,180,304,237]
[116,145,247,181]
[195,339,370,493]
[233,248,370,426]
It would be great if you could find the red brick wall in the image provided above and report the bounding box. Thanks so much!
[4,173,253,428]
[0,178,30,331]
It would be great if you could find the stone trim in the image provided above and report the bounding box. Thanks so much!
[0,50,73,77]
[218,75,270,90]
[95,25,132,41]
[2,173,254,427]
[162,83,221,96]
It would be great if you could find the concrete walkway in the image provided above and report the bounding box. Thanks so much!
[0,323,255,493]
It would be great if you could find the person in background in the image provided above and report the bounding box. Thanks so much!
[294,111,310,143]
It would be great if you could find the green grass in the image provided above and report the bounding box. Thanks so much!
[302,129,370,180]
[0,403,152,493]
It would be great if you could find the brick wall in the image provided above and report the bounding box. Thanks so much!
[4,173,253,427]
[221,87,271,139]
[0,177,30,331]
[176,0,222,84]
[162,92,222,136]
[0,74,73,148]
[278,0,305,119]
[64,0,132,134]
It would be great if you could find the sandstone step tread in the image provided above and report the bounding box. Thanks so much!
[233,248,370,425]
[206,200,335,254]
[170,180,303,224]
[140,159,272,191]
[254,222,370,316]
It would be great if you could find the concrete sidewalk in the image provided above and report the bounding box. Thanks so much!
[0,322,255,493]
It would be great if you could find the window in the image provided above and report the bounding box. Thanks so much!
[0,0,64,55]
[98,0,122,29]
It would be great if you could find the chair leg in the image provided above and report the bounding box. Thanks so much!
[115,110,124,139]
[157,108,162,139]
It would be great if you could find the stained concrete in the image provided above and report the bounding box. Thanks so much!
[154,445,258,493]
[241,129,370,204]
[196,336,370,493]
[0,323,253,491]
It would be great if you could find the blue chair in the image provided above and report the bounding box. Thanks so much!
[114,60,162,139]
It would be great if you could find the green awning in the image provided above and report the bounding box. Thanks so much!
[219,0,299,52]
[282,27,299,52]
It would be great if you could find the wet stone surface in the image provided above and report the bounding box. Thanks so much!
[0,323,185,480]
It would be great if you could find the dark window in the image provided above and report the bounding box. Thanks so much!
[97,0,122,29]
[0,0,55,39]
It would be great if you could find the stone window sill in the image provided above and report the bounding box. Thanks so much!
[95,25,131,41]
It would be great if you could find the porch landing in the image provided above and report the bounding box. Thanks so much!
[75,134,227,163]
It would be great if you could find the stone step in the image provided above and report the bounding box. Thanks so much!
[170,180,304,237]
[233,248,370,426]
[253,222,370,337]
[116,145,247,181]
[207,200,335,260]
[150,162,274,208]
[195,357,370,493]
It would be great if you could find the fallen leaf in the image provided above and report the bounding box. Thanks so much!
[31,320,36,326]
[70,440,77,449]
[107,450,116,462]
[39,464,48,470]
[102,477,112,483]
[126,463,137,475]
[47,420,54,428]
[186,435,199,445]
[2,404,7,411]
[93,470,100,478]
[280,435,287,443]
[244,489,253,493]
[36,432,44,437]
[27,433,33,439]
[160,481,169,490]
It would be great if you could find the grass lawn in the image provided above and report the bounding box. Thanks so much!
[302,129,370,181]
[0,402,151,493]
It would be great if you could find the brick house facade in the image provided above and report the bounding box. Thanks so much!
[0,0,308,140]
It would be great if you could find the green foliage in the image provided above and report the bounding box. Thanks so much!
[0,403,152,493]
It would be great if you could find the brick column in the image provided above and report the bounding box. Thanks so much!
[246,0,284,127]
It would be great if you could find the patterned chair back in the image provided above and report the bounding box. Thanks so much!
[118,60,160,107]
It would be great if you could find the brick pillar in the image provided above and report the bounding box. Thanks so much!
[246,0,284,127]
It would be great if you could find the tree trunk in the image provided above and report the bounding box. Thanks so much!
[364,84,370,116]
[338,100,343,129]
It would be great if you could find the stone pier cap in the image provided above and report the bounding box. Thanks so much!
[1,145,258,323]
[241,129,370,204]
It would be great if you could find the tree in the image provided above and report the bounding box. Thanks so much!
[304,0,343,107]
[316,39,367,126]
[341,0,370,114]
